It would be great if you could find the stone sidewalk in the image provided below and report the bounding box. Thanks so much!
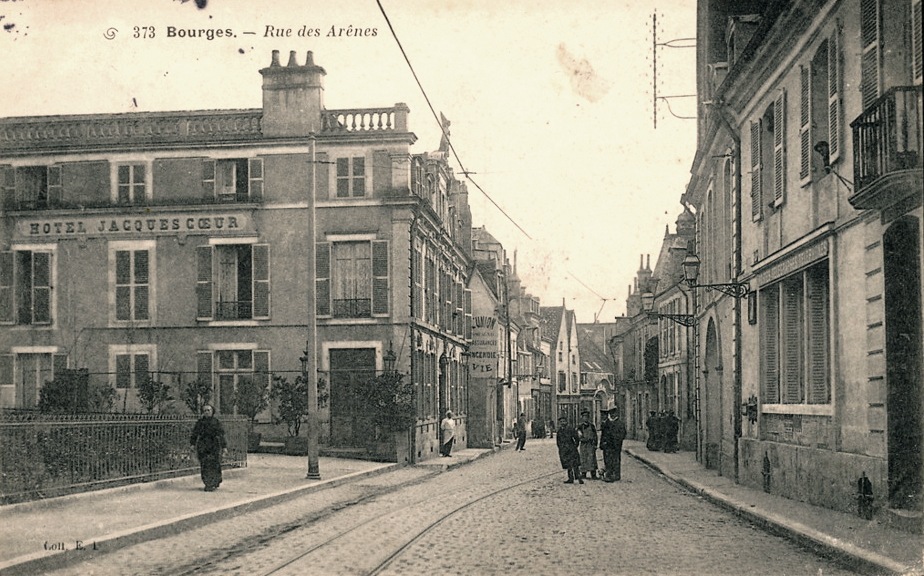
[0,447,497,575]
[623,440,923,575]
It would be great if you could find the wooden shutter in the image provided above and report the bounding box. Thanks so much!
[762,287,780,403]
[196,351,214,394]
[0,354,13,387]
[253,350,270,400]
[860,0,881,109]
[0,251,13,324]
[0,165,15,211]
[806,264,830,404]
[47,166,62,207]
[913,0,923,83]
[372,240,389,315]
[252,244,270,318]
[464,288,472,341]
[782,278,804,404]
[202,159,215,198]
[773,91,786,207]
[248,158,263,201]
[316,242,331,317]
[412,245,423,319]
[133,250,150,321]
[455,281,464,336]
[32,252,51,324]
[799,66,812,183]
[750,120,762,221]
[827,26,842,162]
[196,246,213,320]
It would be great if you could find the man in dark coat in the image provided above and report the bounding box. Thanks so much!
[664,410,681,453]
[556,416,583,484]
[190,404,227,491]
[599,407,627,482]
[646,410,659,451]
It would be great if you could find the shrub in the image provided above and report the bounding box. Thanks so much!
[360,371,415,434]
[270,376,328,437]
[234,376,269,429]
[137,376,173,414]
[181,378,212,414]
[37,369,116,413]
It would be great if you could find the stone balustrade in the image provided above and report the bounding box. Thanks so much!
[321,103,409,134]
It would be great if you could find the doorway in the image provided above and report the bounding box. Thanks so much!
[329,348,376,448]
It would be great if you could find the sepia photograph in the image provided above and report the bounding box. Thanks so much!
[0,0,921,574]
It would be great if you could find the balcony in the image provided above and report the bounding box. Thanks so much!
[215,301,253,321]
[320,104,409,134]
[332,298,372,319]
[849,86,923,213]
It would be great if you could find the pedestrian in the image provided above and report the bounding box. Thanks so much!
[664,410,681,453]
[556,416,583,484]
[189,404,228,492]
[440,410,455,457]
[515,412,528,451]
[577,410,599,479]
[599,407,627,482]
[646,410,659,451]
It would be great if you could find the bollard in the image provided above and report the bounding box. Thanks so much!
[857,472,874,520]
[762,451,771,493]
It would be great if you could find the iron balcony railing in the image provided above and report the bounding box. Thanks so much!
[332,298,372,318]
[851,85,923,192]
[215,300,253,320]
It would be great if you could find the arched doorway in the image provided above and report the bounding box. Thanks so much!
[703,319,722,470]
[884,216,923,511]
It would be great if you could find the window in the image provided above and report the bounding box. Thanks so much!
[114,351,150,389]
[202,158,263,203]
[197,244,270,321]
[0,352,67,407]
[198,348,269,415]
[112,246,151,323]
[558,370,566,392]
[336,157,365,198]
[799,31,842,184]
[760,260,830,405]
[116,163,147,205]
[0,166,62,210]
[749,92,787,219]
[316,240,388,318]
[0,250,53,325]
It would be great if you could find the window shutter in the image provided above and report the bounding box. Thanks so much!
[196,246,213,320]
[47,166,62,207]
[252,244,270,318]
[464,288,472,341]
[455,280,464,336]
[134,250,150,321]
[827,26,842,162]
[372,240,389,315]
[315,152,329,200]
[413,246,422,319]
[807,265,830,404]
[860,0,881,109]
[750,120,762,221]
[202,159,215,198]
[0,354,12,386]
[799,66,812,183]
[316,242,331,317]
[32,252,51,324]
[253,350,270,398]
[248,158,264,201]
[782,279,804,404]
[0,251,13,324]
[773,90,786,206]
[0,165,15,211]
[196,351,214,393]
[913,0,923,83]
[762,288,780,403]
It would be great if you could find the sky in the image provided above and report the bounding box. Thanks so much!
[0,0,697,323]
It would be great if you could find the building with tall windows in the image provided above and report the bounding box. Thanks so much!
[0,50,474,463]
[687,0,921,524]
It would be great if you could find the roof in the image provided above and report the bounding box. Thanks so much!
[539,306,565,343]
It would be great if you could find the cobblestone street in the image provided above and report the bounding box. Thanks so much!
[43,441,861,576]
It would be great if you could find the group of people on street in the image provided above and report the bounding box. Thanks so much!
[556,407,626,484]
[645,410,681,453]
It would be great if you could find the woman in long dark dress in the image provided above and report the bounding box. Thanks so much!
[190,404,227,491]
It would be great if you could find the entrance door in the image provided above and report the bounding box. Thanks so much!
[703,320,722,470]
[329,348,376,448]
[884,217,922,511]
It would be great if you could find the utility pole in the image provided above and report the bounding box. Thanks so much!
[305,135,320,480]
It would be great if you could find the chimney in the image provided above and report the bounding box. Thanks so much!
[260,50,326,137]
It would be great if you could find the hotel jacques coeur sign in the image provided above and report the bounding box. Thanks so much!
[14,211,255,241]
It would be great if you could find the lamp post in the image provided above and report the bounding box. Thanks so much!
[301,341,320,480]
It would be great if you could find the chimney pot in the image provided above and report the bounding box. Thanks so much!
[270,50,280,67]
[306,51,315,66]
[287,50,299,67]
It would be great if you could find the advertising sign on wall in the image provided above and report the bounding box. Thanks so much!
[469,315,498,378]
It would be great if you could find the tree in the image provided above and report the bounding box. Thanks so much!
[182,377,212,414]
[361,371,415,434]
[234,375,269,429]
[270,375,328,437]
[137,376,173,414]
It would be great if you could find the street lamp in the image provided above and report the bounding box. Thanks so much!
[384,344,397,375]
[682,252,749,298]
[641,291,695,327]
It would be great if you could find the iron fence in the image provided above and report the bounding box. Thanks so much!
[0,411,247,504]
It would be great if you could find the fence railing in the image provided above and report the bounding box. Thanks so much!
[851,85,923,192]
[0,411,247,504]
